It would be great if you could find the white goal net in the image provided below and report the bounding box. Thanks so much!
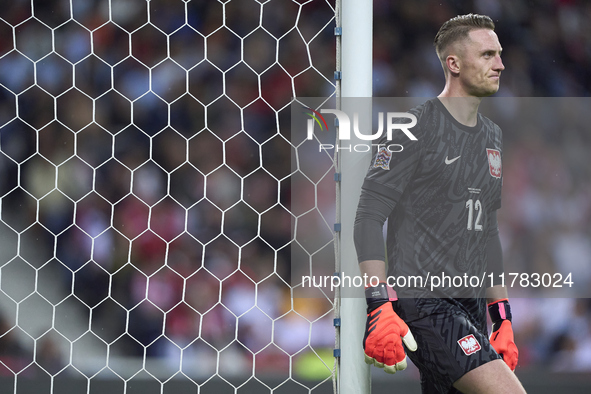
[0,0,338,393]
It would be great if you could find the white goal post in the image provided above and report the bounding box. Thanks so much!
[336,1,373,394]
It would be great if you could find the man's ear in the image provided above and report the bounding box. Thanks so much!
[446,55,460,76]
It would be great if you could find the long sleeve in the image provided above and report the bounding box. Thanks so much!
[353,186,397,263]
[486,211,504,286]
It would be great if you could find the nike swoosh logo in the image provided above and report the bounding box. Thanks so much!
[445,155,461,165]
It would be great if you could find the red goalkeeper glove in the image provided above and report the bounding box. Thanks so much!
[488,298,518,371]
[363,283,417,374]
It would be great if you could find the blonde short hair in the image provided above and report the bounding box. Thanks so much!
[434,14,496,65]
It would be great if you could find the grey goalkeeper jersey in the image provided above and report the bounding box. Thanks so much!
[361,98,503,299]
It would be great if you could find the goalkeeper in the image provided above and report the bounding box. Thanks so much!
[354,14,525,394]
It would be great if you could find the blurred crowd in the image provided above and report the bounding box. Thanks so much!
[0,0,590,386]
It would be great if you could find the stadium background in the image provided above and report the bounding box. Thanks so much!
[0,0,590,393]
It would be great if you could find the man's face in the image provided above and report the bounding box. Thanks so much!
[456,29,505,97]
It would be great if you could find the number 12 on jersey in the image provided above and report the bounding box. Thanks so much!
[465,199,483,231]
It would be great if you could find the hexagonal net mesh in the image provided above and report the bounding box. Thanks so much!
[0,1,337,393]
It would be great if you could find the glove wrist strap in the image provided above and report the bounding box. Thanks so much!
[365,282,397,305]
[488,298,512,331]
